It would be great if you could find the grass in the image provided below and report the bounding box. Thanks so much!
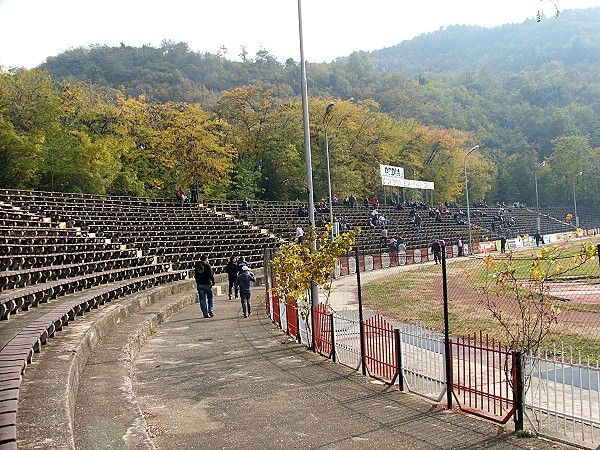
[361,237,600,361]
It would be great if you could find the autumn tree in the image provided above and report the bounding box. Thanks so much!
[270,225,360,330]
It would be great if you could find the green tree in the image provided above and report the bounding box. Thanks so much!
[546,136,591,206]
[270,225,360,328]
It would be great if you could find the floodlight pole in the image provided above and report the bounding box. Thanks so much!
[297,0,319,308]
[464,145,479,255]
[573,171,582,228]
[534,161,546,233]
[324,102,335,240]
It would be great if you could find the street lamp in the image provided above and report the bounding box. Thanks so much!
[464,145,479,255]
[534,161,546,233]
[324,102,335,239]
[573,171,582,228]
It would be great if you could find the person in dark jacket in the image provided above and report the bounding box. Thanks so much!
[225,256,238,300]
[237,256,249,275]
[235,265,256,318]
[194,254,215,318]
[430,239,441,264]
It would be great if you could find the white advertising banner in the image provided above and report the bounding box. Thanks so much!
[399,179,434,190]
[379,164,434,190]
[379,164,405,186]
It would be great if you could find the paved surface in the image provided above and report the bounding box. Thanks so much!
[131,291,565,449]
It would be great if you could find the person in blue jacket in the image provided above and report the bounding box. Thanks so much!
[235,265,256,318]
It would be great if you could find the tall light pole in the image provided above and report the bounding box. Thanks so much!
[324,102,335,239]
[573,171,582,228]
[464,145,479,255]
[297,0,319,307]
[534,161,546,233]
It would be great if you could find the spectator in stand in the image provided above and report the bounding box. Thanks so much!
[380,227,388,250]
[297,205,308,217]
[225,256,239,300]
[349,194,356,208]
[194,255,215,318]
[295,226,304,243]
[389,236,398,253]
[397,240,407,264]
[414,213,423,231]
[190,185,198,203]
[241,197,252,210]
[176,187,187,205]
[317,199,327,212]
[364,196,370,209]
[235,265,256,318]
[430,239,442,264]
[371,195,379,209]
[340,216,348,232]
[379,213,389,226]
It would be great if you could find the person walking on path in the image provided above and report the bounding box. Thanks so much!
[430,239,442,264]
[225,256,238,300]
[194,254,215,318]
[457,237,464,257]
[237,256,249,275]
[235,265,256,318]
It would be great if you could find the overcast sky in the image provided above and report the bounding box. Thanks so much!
[1,0,600,69]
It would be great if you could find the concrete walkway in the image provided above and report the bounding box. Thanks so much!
[131,291,563,449]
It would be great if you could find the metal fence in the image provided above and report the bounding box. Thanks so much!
[526,346,600,445]
[264,237,600,447]
[450,332,516,424]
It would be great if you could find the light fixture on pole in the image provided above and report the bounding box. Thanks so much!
[534,160,546,233]
[297,0,319,307]
[573,171,582,228]
[324,102,335,239]
[463,145,479,255]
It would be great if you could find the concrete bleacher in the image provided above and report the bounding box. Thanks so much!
[207,199,480,253]
[206,198,584,256]
[0,189,281,448]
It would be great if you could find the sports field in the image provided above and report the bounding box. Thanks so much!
[361,237,600,360]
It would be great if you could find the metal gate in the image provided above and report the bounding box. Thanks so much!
[450,332,516,424]
[313,303,333,358]
[286,301,299,341]
[362,315,398,385]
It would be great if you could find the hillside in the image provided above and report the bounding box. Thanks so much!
[369,8,600,73]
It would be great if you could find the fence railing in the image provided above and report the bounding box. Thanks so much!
[525,346,600,445]
[263,243,600,448]
[363,315,399,385]
[450,332,516,424]
[264,296,600,447]
[398,323,446,401]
